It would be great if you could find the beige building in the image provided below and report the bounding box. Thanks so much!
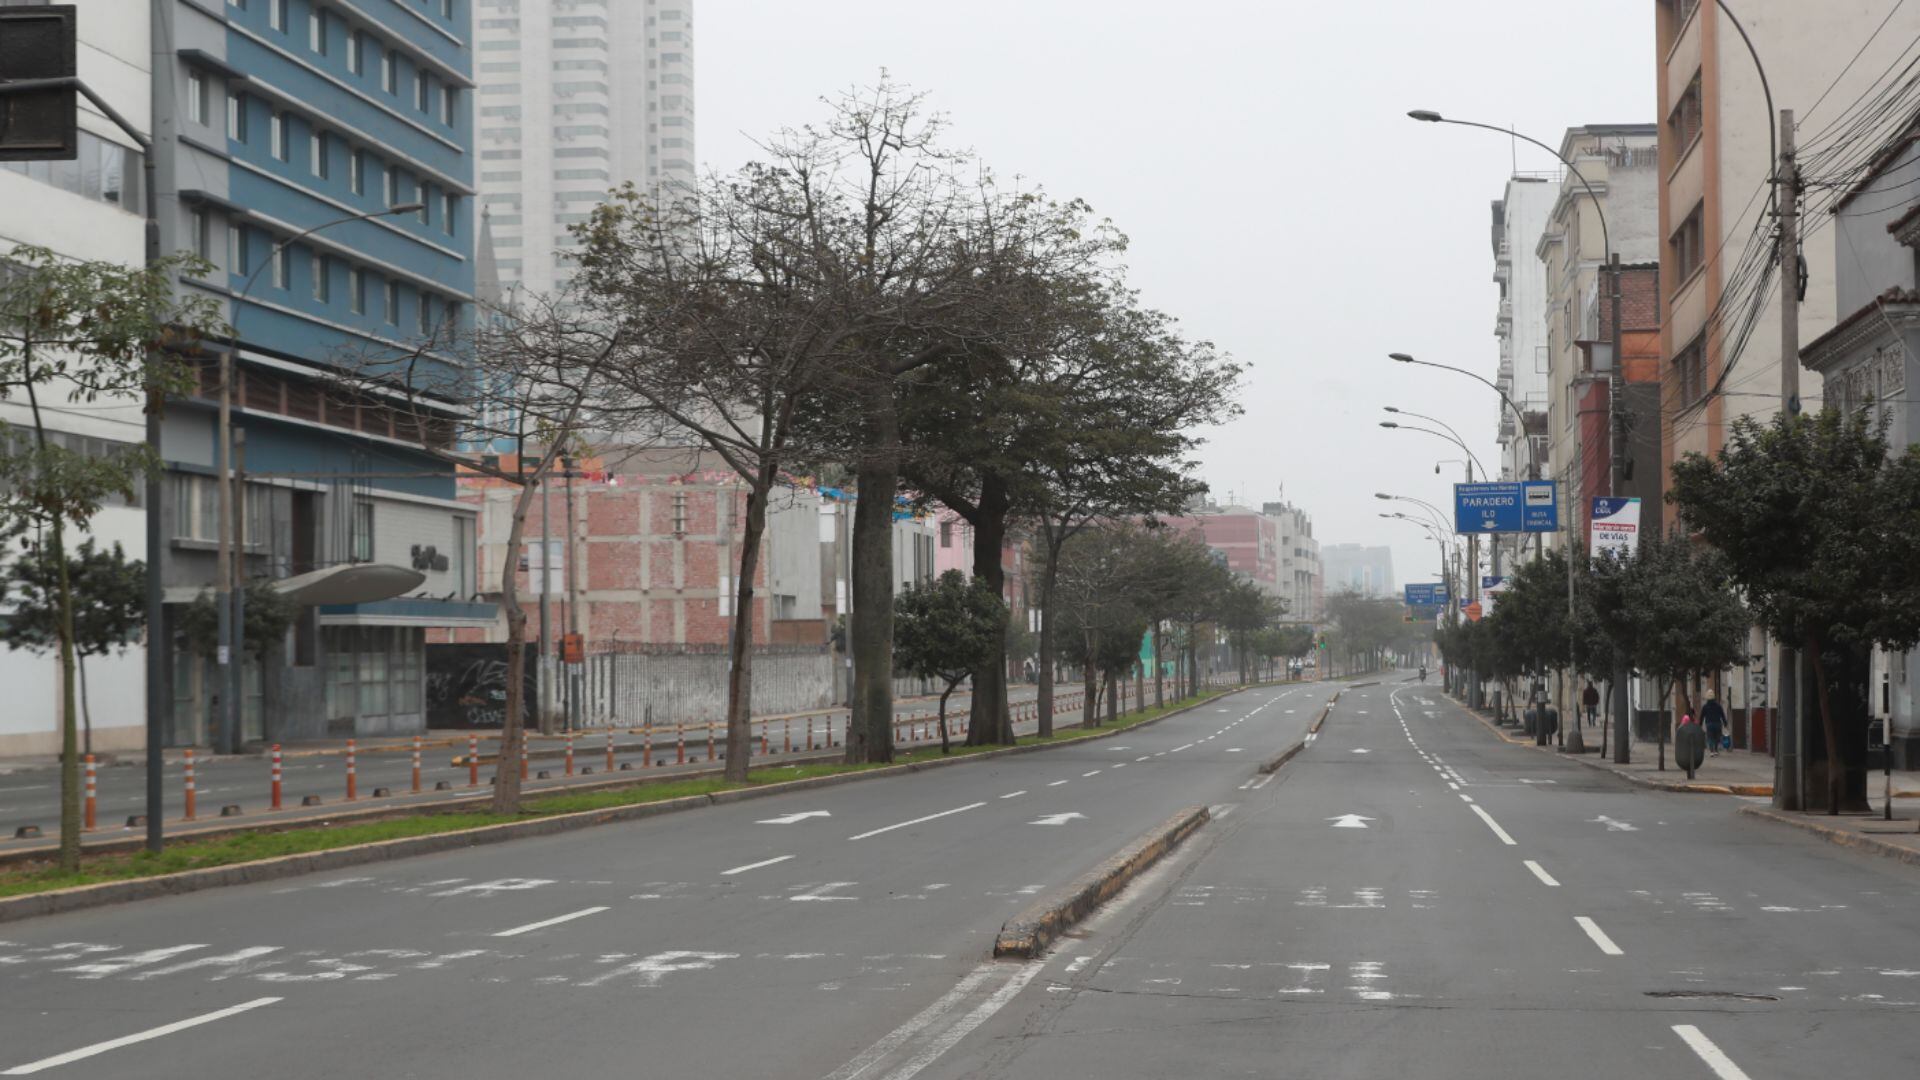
[1537,124,1659,551]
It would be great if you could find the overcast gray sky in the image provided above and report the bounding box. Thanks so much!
[699,0,1655,598]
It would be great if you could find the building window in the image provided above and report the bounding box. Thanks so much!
[231,224,246,275]
[227,91,247,142]
[441,85,458,127]
[172,474,221,541]
[350,148,365,195]
[272,241,290,289]
[309,130,329,178]
[1669,71,1703,150]
[442,192,457,236]
[1675,334,1707,406]
[188,69,209,125]
[381,49,397,95]
[270,111,289,161]
[309,9,327,54]
[1670,202,1705,282]
[384,279,399,325]
[349,266,365,314]
[350,498,375,562]
[268,0,286,32]
[416,73,431,113]
[384,165,397,207]
[452,515,474,597]
[348,30,363,75]
[312,253,330,303]
[190,208,211,262]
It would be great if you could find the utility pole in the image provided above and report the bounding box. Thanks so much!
[538,473,555,735]
[1774,108,1803,810]
[229,430,247,746]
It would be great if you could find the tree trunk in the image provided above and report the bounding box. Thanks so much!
[846,435,897,763]
[1105,669,1118,724]
[1082,632,1098,729]
[79,651,93,757]
[1035,540,1062,737]
[1152,623,1165,708]
[1562,665,1586,754]
[491,480,538,815]
[964,478,1013,745]
[722,480,770,782]
[50,511,81,872]
[1807,636,1844,815]
[938,678,957,754]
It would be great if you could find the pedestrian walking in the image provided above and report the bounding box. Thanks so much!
[1581,680,1600,727]
[1700,692,1727,756]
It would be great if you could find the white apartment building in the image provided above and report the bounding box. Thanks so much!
[0,12,152,756]
[474,0,695,300]
[1491,177,1553,484]
[1262,500,1321,624]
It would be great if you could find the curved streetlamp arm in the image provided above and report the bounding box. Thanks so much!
[1408,113,1610,260]
[1389,353,1536,480]
[1387,422,1488,479]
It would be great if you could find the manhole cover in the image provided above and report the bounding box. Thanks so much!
[1644,990,1778,1002]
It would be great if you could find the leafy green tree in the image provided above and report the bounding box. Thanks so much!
[892,570,1008,752]
[0,539,146,755]
[1669,408,1920,810]
[177,579,299,662]
[1216,579,1286,684]
[0,247,223,870]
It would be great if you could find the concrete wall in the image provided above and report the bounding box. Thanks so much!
[579,649,834,728]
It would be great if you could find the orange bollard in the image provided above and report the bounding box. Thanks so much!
[707,723,715,763]
[565,730,576,776]
[519,734,529,781]
[183,748,197,821]
[411,735,422,793]
[468,734,479,787]
[806,716,815,751]
[676,721,686,765]
[760,719,769,756]
[83,753,96,831]
[606,728,616,773]
[346,739,358,801]
[271,744,283,810]
[784,716,792,754]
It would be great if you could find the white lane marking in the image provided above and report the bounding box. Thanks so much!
[1590,815,1638,832]
[848,802,986,841]
[1671,1025,1755,1080]
[721,855,795,876]
[1249,774,1274,790]
[1047,779,1069,787]
[1111,762,1128,768]
[756,811,832,825]
[493,906,610,937]
[880,957,1061,1080]
[1470,805,1516,845]
[1446,782,1459,790]
[1134,756,1150,762]
[1351,748,1370,754]
[1,997,283,1075]
[792,882,859,902]
[822,965,1004,1080]
[1081,770,1102,777]
[1171,743,1194,752]
[1524,860,1561,887]
[1459,794,1474,803]
[1575,916,1624,956]
[56,945,205,979]
[999,791,1027,799]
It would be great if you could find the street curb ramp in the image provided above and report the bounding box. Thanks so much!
[992,806,1210,960]
[1257,691,1338,775]
[1738,804,1920,869]
[0,688,1253,924]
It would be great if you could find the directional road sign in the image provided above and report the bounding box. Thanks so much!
[1454,480,1559,534]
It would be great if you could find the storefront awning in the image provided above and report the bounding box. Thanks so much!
[275,564,426,606]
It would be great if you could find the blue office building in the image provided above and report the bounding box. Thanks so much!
[153,0,493,745]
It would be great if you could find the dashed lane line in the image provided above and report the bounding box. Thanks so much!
[493,906,610,937]
[1,997,283,1075]
[1469,805,1517,846]
[1574,916,1624,956]
[1523,860,1560,887]
[847,802,987,841]
[1672,1025,1755,1080]
[721,855,794,876]
[999,791,1027,800]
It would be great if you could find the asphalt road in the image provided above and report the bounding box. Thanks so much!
[0,684,1064,849]
[0,678,1325,1078]
[904,678,1920,1080]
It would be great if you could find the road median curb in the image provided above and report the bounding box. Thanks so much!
[1737,804,1920,868]
[1257,691,1339,775]
[0,688,1251,924]
[992,805,1210,959]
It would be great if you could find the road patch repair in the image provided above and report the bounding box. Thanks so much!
[0,688,1257,924]
[992,806,1210,959]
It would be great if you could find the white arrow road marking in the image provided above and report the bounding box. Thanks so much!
[1,997,283,1075]
[494,906,609,937]
[1590,815,1638,832]
[721,855,794,875]
[1575,916,1623,956]
[1672,1025,1756,1080]
[1030,812,1087,826]
[848,802,986,841]
[757,811,832,825]
[1328,814,1374,829]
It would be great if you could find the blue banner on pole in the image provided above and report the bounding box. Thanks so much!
[1404,583,1447,607]
[1454,481,1559,533]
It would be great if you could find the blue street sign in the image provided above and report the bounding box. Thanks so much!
[1404,583,1447,607]
[1454,480,1559,533]
[1482,576,1504,590]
